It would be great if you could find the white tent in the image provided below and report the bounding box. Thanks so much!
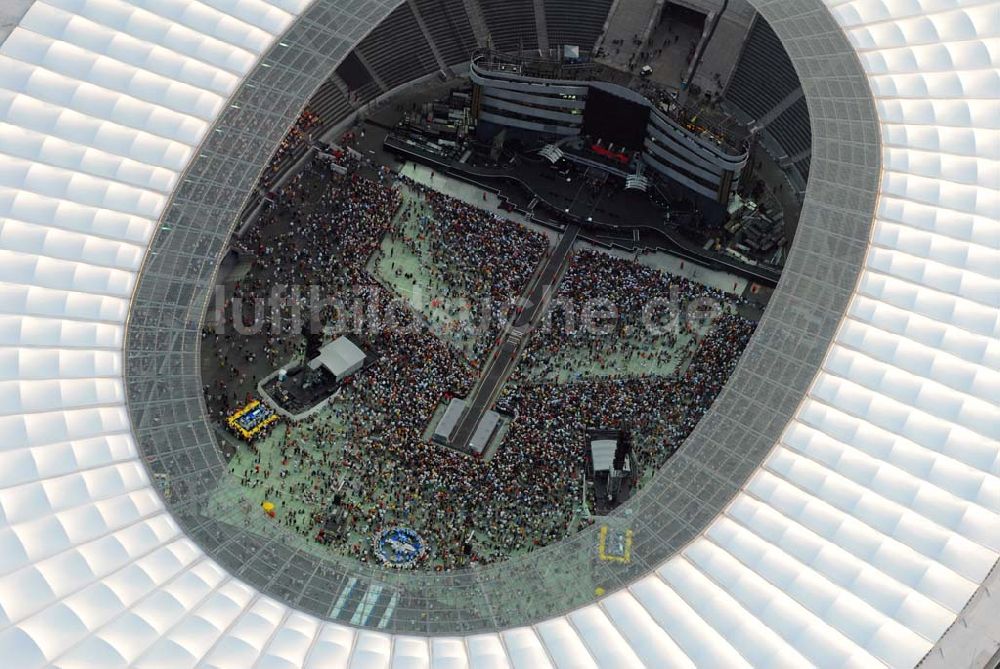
[590,439,616,472]
[308,336,364,380]
[434,397,466,443]
[468,410,501,455]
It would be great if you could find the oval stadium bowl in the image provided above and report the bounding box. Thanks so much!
[0,0,997,667]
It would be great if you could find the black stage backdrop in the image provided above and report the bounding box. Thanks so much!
[581,87,650,150]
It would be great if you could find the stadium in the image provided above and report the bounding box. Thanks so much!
[0,0,997,667]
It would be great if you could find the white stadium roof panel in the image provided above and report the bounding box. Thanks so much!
[500,627,553,669]
[464,634,508,669]
[0,0,997,667]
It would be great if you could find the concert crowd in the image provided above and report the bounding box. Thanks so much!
[375,175,547,361]
[260,107,322,188]
[206,158,755,570]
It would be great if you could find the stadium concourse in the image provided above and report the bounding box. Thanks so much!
[0,1,997,669]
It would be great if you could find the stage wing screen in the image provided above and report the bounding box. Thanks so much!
[582,88,650,150]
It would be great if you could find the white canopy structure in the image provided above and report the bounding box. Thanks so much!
[308,336,365,380]
[434,397,467,443]
[590,439,618,472]
[0,0,997,667]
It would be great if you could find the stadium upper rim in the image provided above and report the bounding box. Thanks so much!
[0,0,997,667]
[127,0,887,637]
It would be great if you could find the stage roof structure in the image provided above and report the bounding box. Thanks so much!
[0,0,996,667]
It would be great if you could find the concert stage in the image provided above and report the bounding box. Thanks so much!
[382,132,781,286]
[259,335,371,419]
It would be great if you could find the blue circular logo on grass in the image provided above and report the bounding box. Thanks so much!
[373,527,426,568]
